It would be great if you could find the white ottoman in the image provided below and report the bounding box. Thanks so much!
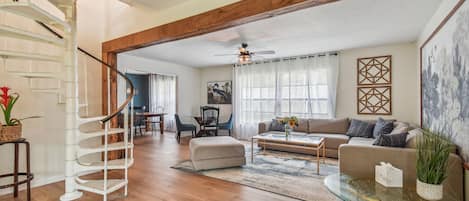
[190,136,246,171]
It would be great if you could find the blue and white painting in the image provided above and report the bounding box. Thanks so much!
[422,1,469,161]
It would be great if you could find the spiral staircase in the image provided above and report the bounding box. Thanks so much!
[0,0,135,200]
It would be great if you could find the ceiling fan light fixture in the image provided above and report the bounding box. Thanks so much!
[239,54,251,64]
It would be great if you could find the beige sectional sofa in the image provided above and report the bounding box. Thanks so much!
[258,118,352,158]
[257,118,465,200]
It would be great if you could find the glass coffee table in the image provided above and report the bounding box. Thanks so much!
[324,173,460,201]
[251,133,326,174]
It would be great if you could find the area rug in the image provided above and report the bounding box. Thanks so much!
[172,145,339,201]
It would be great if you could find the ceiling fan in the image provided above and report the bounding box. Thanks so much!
[214,43,275,64]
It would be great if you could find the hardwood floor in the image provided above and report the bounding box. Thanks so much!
[0,133,297,201]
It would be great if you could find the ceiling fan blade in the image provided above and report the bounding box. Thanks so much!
[252,50,275,55]
[214,53,239,56]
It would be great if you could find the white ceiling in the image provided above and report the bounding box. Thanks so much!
[118,0,190,9]
[123,0,441,67]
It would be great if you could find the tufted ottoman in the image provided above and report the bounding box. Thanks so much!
[189,136,246,171]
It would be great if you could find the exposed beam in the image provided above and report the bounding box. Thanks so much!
[102,0,338,53]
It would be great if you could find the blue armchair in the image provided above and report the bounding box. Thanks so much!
[218,114,233,136]
[175,114,196,143]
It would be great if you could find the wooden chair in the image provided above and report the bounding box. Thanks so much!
[199,106,220,136]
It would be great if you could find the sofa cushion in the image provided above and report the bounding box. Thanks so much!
[293,118,309,133]
[347,137,375,146]
[373,132,408,147]
[406,128,423,148]
[373,117,394,138]
[308,118,349,134]
[269,119,285,132]
[390,121,409,134]
[346,119,374,138]
[307,133,349,149]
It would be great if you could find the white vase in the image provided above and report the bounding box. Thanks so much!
[416,179,443,200]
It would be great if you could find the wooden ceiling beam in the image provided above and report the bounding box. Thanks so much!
[102,0,338,53]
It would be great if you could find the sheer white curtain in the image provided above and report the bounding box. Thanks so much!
[233,53,339,140]
[149,74,177,131]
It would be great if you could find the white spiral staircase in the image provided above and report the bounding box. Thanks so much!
[0,0,135,200]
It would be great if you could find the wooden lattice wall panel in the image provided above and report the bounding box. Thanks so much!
[357,86,392,115]
[357,55,392,85]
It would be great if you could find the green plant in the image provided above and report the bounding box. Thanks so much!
[416,128,453,185]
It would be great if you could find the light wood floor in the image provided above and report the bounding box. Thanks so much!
[0,133,298,201]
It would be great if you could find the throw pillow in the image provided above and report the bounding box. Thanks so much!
[346,119,375,138]
[406,128,423,148]
[373,132,408,147]
[372,117,394,138]
[269,119,285,132]
[390,121,409,134]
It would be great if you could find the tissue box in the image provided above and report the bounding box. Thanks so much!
[375,162,403,188]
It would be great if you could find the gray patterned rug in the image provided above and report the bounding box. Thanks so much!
[172,146,339,201]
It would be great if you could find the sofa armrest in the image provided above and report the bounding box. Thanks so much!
[339,144,464,200]
[258,121,272,134]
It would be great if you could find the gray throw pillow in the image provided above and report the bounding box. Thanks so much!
[372,117,394,138]
[346,119,375,138]
[373,132,408,147]
[269,119,285,132]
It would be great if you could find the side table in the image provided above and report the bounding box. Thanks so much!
[0,138,34,201]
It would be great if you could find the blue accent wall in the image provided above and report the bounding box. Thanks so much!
[126,73,149,111]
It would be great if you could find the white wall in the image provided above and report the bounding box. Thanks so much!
[336,43,419,124]
[103,0,240,41]
[117,54,201,119]
[199,65,233,121]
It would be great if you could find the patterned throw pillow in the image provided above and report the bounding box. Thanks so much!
[372,118,394,138]
[346,119,375,138]
[373,132,408,147]
[269,119,285,132]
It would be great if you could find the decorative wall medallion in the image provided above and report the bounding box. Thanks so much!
[357,55,392,85]
[357,86,392,115]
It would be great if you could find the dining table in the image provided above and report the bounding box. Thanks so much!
[136,112,167,135]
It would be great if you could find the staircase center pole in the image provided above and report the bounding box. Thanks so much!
[60,1,82,200]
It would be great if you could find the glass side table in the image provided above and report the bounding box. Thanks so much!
[324,173,459,201]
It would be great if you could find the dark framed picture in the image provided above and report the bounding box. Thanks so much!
[207,81,232,104]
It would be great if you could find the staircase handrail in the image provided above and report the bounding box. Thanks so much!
[36,21,134,124]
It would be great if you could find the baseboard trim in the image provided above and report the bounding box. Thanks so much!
[0,171,100,196]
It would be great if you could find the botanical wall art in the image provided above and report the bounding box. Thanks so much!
[421,0,469,160]
[207,81,232,104]
[357,55,392,115]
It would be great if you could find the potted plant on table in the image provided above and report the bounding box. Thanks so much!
[0,86,22,142]
[280,116,298,137]
[416,128,452,200]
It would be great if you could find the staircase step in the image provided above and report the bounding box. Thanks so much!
[76,158,134,172]
[0,1,70,32]
[0,50,61,62]
[48,0,73,14]
[79,128,125,141]
[76,179,127,195]
[77,142,133,157]
[0,24,64,45]
[78,116,106,125]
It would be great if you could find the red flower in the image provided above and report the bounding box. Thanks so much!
[0,87,9,109]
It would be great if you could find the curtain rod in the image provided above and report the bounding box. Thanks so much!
[234,52,338,67]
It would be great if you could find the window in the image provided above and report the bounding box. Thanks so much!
[234,54,339,139]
